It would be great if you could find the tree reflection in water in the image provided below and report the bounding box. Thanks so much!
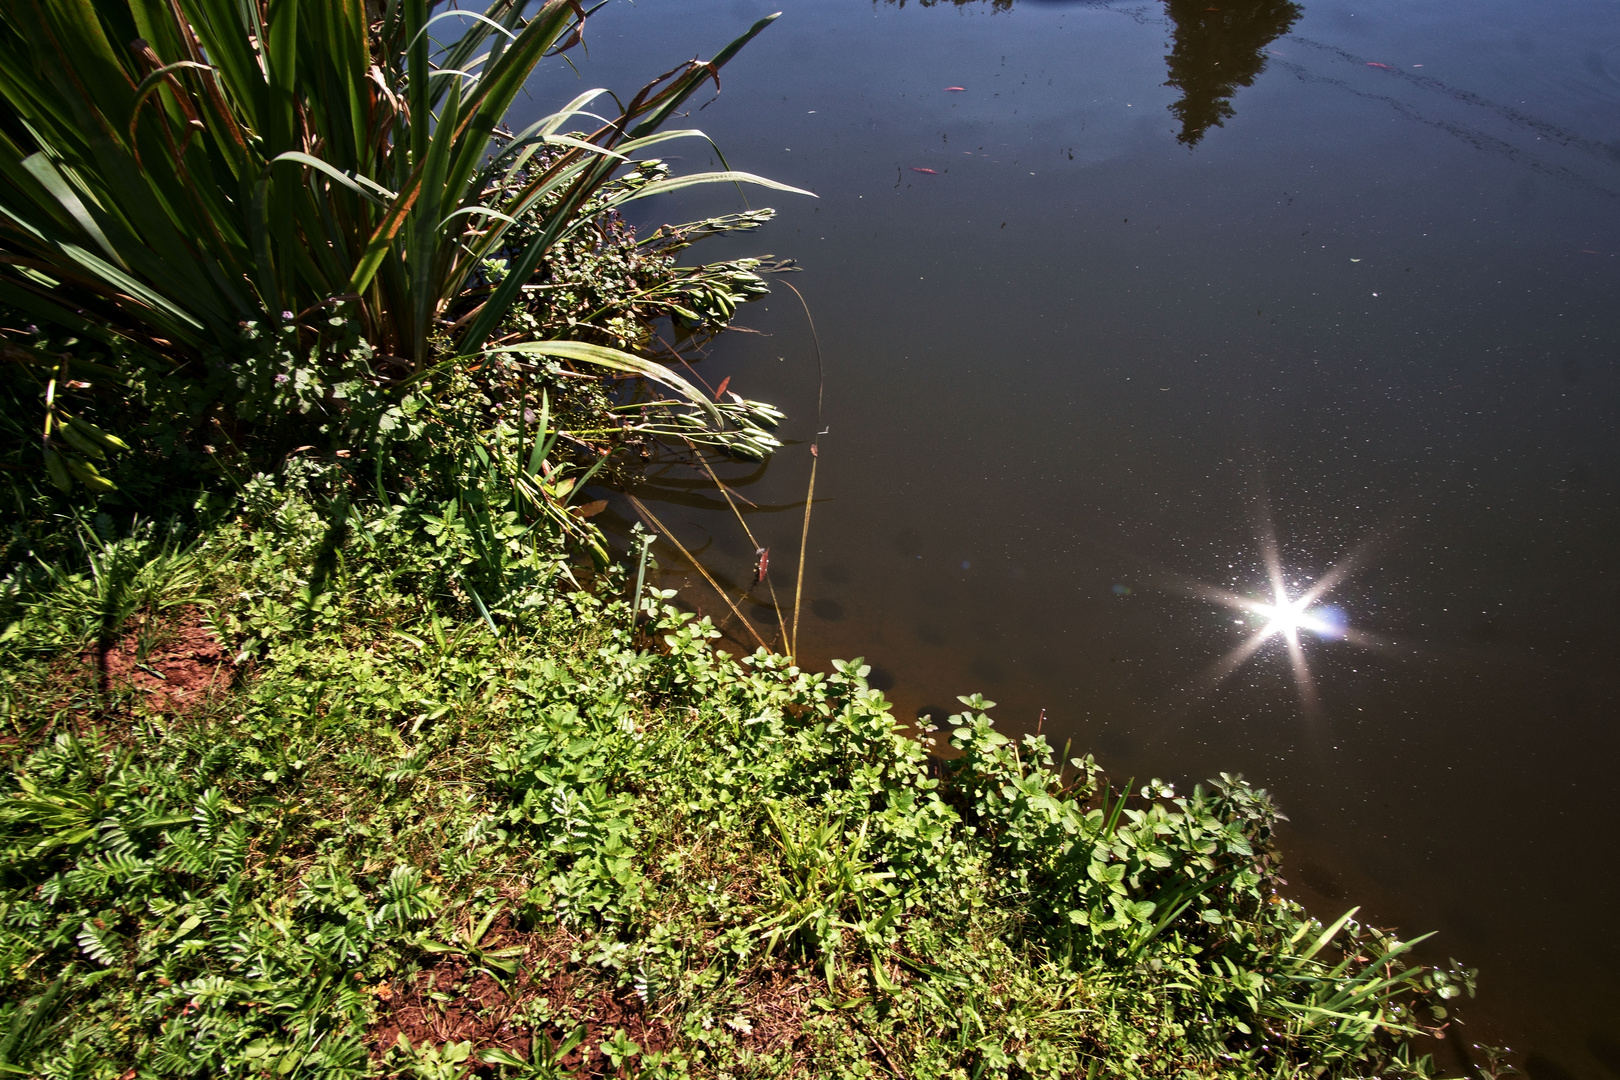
[1162,0,1302,145]
[880,0,1304,147]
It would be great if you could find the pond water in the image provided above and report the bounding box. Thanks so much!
[522,0,1620,1072]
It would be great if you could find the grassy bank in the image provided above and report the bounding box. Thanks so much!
[0,467,1470,1078]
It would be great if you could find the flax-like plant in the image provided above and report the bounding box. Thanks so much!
[0,0,808,486]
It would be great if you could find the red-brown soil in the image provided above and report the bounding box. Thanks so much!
[369,917,817,1076]
[85,605,233,712]
[369,921,668,1074]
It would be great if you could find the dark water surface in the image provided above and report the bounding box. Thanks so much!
[521,0,1620,1071]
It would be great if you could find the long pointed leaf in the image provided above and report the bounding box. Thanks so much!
[614,170,816,205]
[486,340,720,428]
[19,153,127,269]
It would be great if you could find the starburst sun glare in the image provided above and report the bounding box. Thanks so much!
[1160,514,1387,721]
[1245,586,1347,645]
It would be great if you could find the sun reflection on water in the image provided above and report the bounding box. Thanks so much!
[1161,509,1394,723]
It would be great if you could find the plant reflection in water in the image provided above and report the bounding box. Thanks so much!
[882,0,1304,149]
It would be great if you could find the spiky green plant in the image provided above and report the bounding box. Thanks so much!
[0,0,808,488]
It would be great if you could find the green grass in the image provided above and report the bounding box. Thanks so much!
[0,466,1473,1079]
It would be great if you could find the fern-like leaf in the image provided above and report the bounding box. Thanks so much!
[76,919,121,967]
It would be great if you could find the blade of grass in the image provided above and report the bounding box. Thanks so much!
[630,527,656,630]
[465,581,499,638]
[528,387,551,476]
[1285,907,1361,973]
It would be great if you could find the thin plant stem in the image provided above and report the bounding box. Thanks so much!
[778,278,825,662]
[791,446,818,661]
[626,494,769,651]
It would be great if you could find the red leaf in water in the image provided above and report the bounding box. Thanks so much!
[911,167,938,174]
[754,547,769,585]
[715,376,731,399]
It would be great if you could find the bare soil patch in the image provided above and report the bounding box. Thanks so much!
[368,917,817,1076]
[86,605,232,712]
